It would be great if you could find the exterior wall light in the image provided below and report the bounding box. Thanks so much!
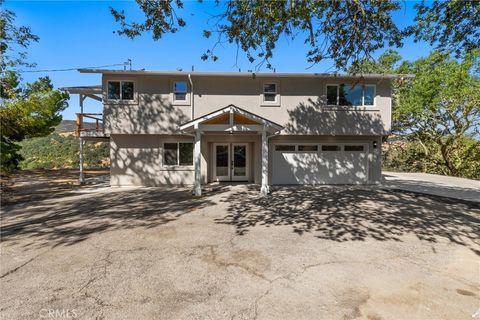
[373,141,378,149]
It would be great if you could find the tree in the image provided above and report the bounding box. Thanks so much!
[0,0,39,94]
[0,77,69,171]
[407,1,480,57]
[394,51,480,177]
[348,49,402,74]
[0,5,68,171]
[111,0,403,69]
[111,1,479,70]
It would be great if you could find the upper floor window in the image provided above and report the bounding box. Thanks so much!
[173,81,188,102]
[262,82,280,105]
[326,84,375,106]
[107,81,135,101]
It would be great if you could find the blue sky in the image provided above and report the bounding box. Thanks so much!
[5,1,433,120]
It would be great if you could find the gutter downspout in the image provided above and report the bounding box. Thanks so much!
[188,74,194,120]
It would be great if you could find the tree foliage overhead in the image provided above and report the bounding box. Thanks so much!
[111,0,479,70]
[111,0,404,69]
[348,49,402,74]
[407,0,480,57]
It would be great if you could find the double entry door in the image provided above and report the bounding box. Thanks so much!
[214,143,248,181]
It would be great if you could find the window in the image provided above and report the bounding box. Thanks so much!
[326,85,338,105]
[326,84,375,106]
[364,85,375,106]
[107,81,135,101]
[163,142,193,166]
[344,145,364,152]
[321,145,341,151]
[298,145,318,152]
[339,84,363,106]
[275,145,296,151]
[173,81,188,101]
[179,143,194,165]
[262,83,279,104]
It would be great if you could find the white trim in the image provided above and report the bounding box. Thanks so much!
[193,130,202,196]
[105,80,138,104]
[213,143,231,181]
[179,105,283,132]
[231,143,249,181]
[260,131,269,195]
[274,143,297,152]
[162,141,194,168]
[213,143,249,182]
[325,83,376,107]
[260,81,281,106]
[199,124,263,132]
[170,79,191,106]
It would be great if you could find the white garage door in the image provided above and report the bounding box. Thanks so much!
[272,143,368,184]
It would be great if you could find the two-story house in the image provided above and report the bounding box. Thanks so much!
[68,70,408,196]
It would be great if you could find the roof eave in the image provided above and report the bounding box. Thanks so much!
[78,68,414,79]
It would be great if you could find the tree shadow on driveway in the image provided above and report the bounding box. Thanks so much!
[216,186,480,255]
[1,188,214,248]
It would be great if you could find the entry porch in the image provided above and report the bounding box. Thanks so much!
[180,104,283,196]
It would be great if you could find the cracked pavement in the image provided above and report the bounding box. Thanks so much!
[1,179,479,319]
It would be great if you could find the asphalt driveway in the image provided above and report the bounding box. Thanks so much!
[1,175,479,319]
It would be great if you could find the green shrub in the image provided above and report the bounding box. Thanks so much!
[383,136,480,180]
[18,133,109,169]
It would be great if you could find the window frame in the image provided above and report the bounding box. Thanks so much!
[162,141,194,167]
[171,80,191,106]
[297,144,319,152]
[274,144,296,152]
[343,144,366,152]
[320,144,342,152]
[260,81,281,106]
[106,80,137,104]
[325,83,376,107]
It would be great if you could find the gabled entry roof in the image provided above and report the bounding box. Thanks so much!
[179,104,284,133]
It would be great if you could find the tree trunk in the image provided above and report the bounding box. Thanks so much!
[439,143,459,177]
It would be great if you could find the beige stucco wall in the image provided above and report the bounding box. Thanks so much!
[102,74,392,136]
[110,133,382,186]
[110,134,195,186]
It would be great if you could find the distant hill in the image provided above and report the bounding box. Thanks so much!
[55,120,103,133]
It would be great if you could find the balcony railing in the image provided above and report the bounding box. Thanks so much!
[75,113,103,137]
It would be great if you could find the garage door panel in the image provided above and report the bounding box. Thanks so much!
[272,144,368,185]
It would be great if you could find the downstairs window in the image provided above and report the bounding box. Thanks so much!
[164,142,194,166]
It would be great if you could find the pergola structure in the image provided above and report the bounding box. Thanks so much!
[61,85,108,184]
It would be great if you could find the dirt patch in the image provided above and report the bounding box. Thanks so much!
[0,169,108,205]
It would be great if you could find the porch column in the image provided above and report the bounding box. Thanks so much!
[193,128,202,196]
[79,137,85,184]
[260,130,270,195]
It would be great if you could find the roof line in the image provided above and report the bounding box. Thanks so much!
[78,69,414,79]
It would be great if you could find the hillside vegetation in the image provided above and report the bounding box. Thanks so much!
[19,131,109,170]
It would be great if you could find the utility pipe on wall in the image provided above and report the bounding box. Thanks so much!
[188,74,194,120]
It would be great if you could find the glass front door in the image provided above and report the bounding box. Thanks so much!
[214,143,248,181]
[232,144,248,181]
[215,144,230,181]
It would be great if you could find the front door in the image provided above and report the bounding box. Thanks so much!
[214,143,248,181]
